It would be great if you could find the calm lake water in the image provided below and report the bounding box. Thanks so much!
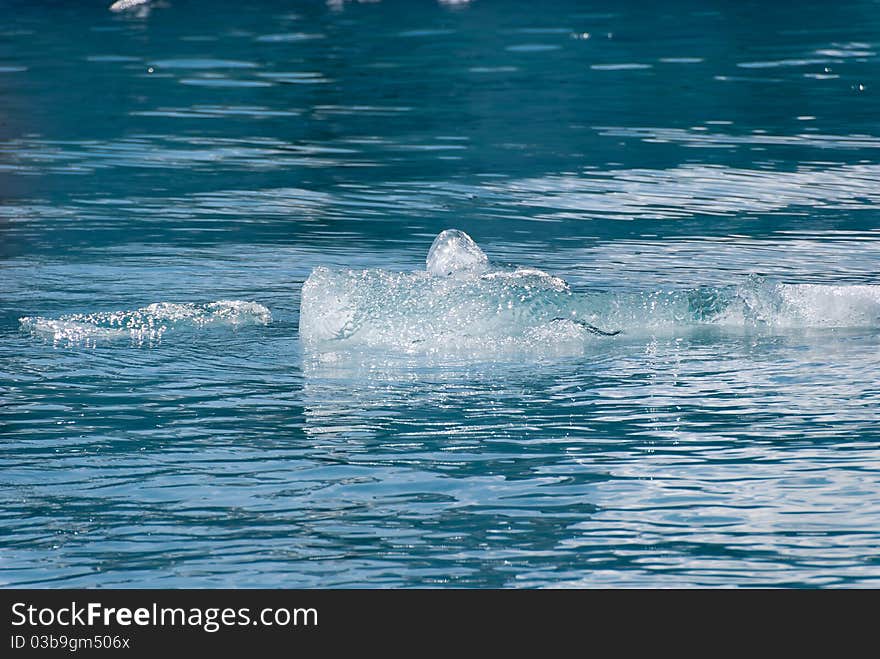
[2,0,880,587]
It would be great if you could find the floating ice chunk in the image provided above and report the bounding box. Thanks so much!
[299,266,590,353]
[21,300,270,346]
[109,0,150,11]
[426,229,489,277]
[300,231,880,358]
[717,280,880,328]
[301,230,621,354]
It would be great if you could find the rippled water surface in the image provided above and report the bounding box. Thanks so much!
[2,0,880,587]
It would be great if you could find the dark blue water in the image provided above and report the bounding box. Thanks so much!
[2,0,880,587]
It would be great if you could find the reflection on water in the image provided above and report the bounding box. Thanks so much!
[1,0,880,587]
[300,332,880,587]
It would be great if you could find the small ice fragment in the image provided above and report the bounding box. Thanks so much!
[109,0,149,12]
[426,229,489,277]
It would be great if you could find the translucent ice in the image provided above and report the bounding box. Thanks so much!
[21,300,271,346]
[426,229,489,277]
[300,231,880,357]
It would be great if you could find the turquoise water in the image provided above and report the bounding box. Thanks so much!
[2,0,880,587]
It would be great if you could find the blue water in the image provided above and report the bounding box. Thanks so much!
[2,0,880,587]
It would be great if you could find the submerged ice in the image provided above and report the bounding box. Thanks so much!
[21,300,271,345]
[300,230,880,356]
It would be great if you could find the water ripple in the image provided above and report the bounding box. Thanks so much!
[3,0,880,588]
